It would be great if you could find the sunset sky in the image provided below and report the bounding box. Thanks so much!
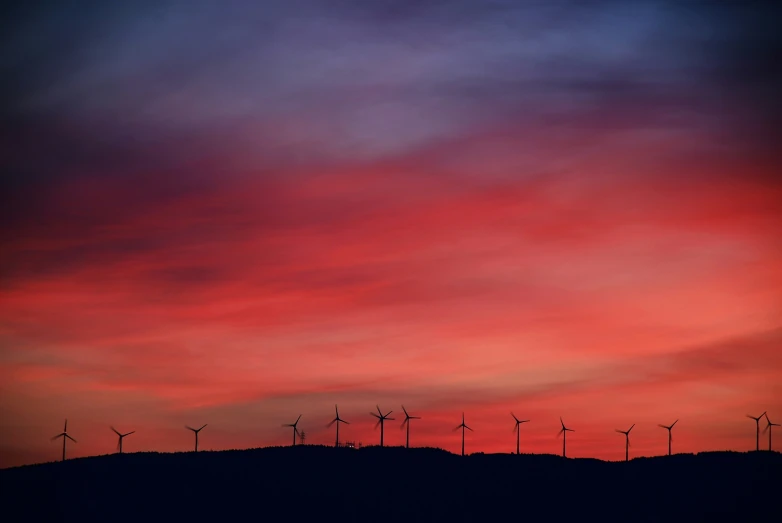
[1,0,781,468]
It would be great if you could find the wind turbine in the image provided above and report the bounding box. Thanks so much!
[283,415,302,446]
[51,419,77,462]
[557,417,574,458]
[453,412,473,457]
[111,426,135,454]
[615,424,635,462]
[326,405,349,448]
[370,405,394,447]
[658,419,678,456]
[763,413,780,452]
[186,424,207,452]
[400,405,421,449]
[747,412,767,451]
[511,413,529,455]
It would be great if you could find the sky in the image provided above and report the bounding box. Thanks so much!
[1,0,781,468]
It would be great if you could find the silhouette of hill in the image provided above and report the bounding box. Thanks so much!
[1,446,779,522]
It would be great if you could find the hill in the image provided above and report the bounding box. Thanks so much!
[1,446,779,522]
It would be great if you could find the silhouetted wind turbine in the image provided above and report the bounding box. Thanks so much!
[453,412,473,457]
[370,405,394,447]
[186,424,207,452]
[615,424,635,462]
[557,417,574,458]
[747,412,767,451]
[400,405,421,449]
[511,413,529,455]
[283,415,302,446]
[763,413,780,452]
[658,419,678,456]
[326,405,349,448]
[111,426,135,454]
[51,419,76,462]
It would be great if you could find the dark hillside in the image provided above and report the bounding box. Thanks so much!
[2,447,779,522]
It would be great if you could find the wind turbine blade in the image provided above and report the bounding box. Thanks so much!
[511,412,519,422]
[453,426,461,432]
[615,429,622,433]
[658,424,666,429]
[400,419,408,429]
[384,411,393,418]
[465,425,473,432]
[199,424,207,431]
[386,416,395,421]
[342,420,350,425]
[186,425,195,431]
[370,412,380,418]
[375,419,381,430]
[629,424,635,432]
[126,431,135,437]
[296,415,302,424]
[326,419,336,428]
[66,434,77,443]
[64,419,68,432]
[671,419,678,427]
[557,428,564,438]
[412,416,421,420]
[376,405,382,415]
[402,405,409,417]
[51,434,63,441]
[111,426,120,436]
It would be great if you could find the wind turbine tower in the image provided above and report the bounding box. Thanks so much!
[658,419,678,456]
[747,412,767,451]
[615,424,635,462]
[511,413,529,455]
[51,419,77,462]
[111,426,135,454]
[283,415,302,446]
[370,406,394,447]
[186,424,207,452]
[558,417,574,458]
[764,413,780,452]
[400,405,421,449]
[453,412,473,457]
[327,405,349,448]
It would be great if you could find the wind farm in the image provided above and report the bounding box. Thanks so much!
[3,0,782,521]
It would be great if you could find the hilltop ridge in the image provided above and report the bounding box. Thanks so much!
[2,446,779,522]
